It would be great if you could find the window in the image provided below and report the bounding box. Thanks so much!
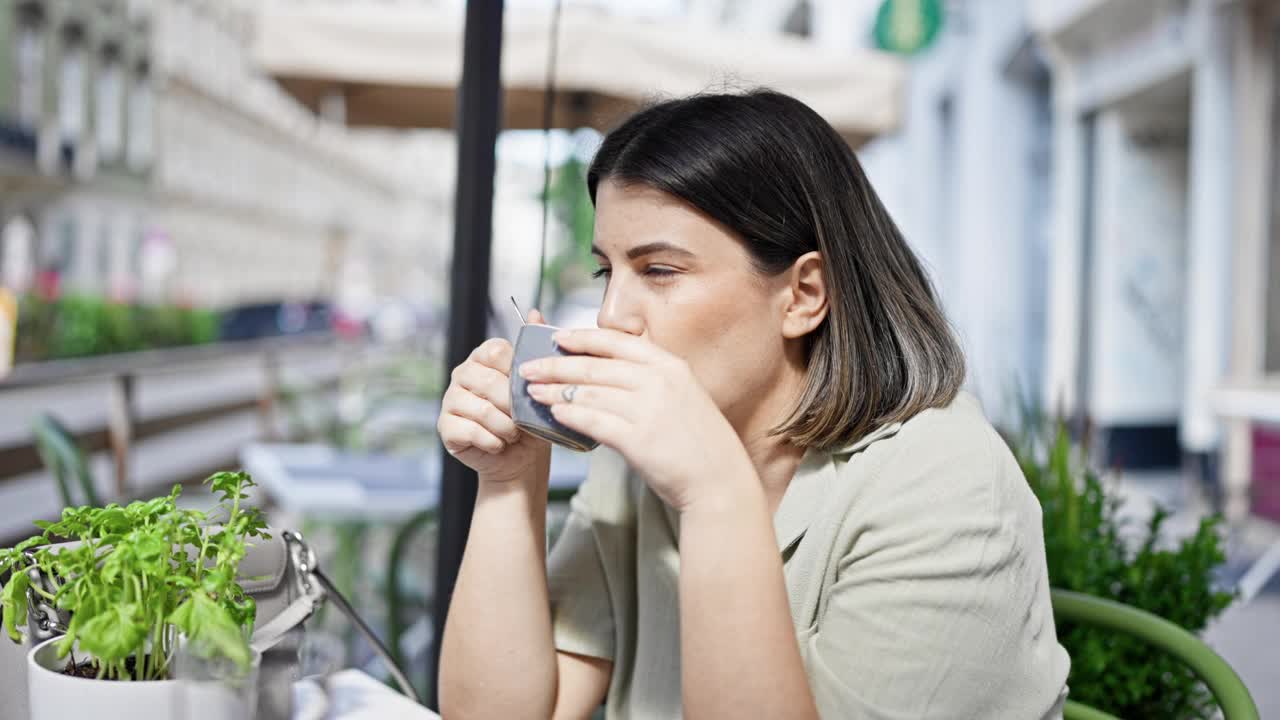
[127,68,154,170]
[97,49,125,162]
[58,28,87,144]
[1,215,37,293]
[95,217,112,290]
[38,215,77,280]
[15,6,44,126]
[782,0,811,37]
[107,216,133,299]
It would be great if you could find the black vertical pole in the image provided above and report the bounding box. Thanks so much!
[430,0,504,709]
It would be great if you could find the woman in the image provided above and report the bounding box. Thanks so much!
[437,89,1070,719]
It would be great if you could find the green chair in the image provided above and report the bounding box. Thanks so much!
[1051,589,1259,720]
[386,507,438,674]
[31,413,101,509]
[382,484,583,703]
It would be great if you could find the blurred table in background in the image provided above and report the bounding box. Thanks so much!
[240,439,590,700]
[241,442,589,519]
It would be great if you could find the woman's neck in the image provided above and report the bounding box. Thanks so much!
[740,434,805,514]
[733,367,809,515]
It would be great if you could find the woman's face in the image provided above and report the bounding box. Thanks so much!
[591,180,813,433]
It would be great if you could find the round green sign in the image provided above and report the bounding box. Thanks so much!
[873,0,944,55]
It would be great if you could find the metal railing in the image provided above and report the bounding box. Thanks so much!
[0,333,346,508]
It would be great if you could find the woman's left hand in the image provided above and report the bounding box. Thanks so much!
[519,328,755,512]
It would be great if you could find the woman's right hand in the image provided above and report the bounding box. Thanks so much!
[438,309,551,484]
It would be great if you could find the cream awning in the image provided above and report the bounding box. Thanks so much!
[252,4,904,147]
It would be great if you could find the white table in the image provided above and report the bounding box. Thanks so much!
[240,442,589,520]
[293,669,441,719]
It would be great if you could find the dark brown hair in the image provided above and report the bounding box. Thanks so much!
[587,89,965,450]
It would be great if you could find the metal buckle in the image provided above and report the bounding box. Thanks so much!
[281,530,321,602]
[23,559,67,640]
[32,601,67,636]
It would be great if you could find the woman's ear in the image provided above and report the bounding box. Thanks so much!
[781,251,828,340]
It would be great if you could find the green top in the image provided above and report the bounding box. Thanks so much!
[547,391,1071,718]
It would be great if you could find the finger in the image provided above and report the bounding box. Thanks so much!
[468,338,514,372]
[528,308,546,324]
[549,403,628,451]
[518,355,640,389]
[550,327,661,363]
[452,361,514,414]
[526,383,632,416]
[443,388,521,443]
[438,414,508,455]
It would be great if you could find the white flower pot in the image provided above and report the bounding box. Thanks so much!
[27,636,260,720]
[27,636,179,720]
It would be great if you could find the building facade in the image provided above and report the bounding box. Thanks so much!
[1218,0,1280,521]
[1029,0,1280,519]
[854,0,1053,432]
[0,0,153,299]
[0,0,451,312]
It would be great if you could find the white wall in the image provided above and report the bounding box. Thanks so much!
[1037,0,1239,462]
[859,0,1052,427]
[1086,108,1188,424]
[1180,0,1235,453]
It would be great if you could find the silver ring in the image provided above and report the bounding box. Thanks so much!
[562,385,579,403]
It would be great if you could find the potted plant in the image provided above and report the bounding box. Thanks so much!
[0,471,269,719]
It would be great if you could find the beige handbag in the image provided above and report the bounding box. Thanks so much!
[1,530,417,719]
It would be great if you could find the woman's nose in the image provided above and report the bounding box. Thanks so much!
[597,283,644,336]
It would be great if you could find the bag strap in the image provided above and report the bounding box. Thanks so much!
[311,565,420,704]
[249,529,325,654]
[248,591,321,653]
[253,530,421,704]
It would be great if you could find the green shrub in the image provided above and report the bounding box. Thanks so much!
[1013,423,1235,719]
[49,295,110,359]
[14,294,55,363]
[100,301,145,354]
[137,304,187,348]
[187,309,220,346]
[13,294,222,364]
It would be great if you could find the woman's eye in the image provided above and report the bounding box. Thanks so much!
[590,266,675,280]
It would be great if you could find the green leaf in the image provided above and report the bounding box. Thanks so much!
[0,536,42,576]
[1,570,31,643]
[55,613,82,658]
[169,592,251,669]
[205,471,253,502]
[77,603,148,663]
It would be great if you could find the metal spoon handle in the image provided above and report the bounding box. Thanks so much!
[510,295,528,325]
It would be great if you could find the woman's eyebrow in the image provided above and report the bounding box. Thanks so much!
[590,242,695,260]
